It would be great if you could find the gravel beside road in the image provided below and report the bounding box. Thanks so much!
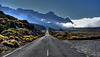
[63,39,100,57]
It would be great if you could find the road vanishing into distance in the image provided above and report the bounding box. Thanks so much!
[3,30,86,57]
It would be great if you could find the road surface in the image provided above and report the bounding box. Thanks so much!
[4,30,86,57]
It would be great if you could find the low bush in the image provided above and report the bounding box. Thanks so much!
[34,36,39,39]
[0,38,3,41]
[14,36,19,41]
[9,36,15,39]
[19,41,24,45]
[17,28,31,36]
[22,41,27,43]
[2,40,20,48]
[23,35,34,41]
[57,36,62,39]
[1,29,15,36]
[0,47,3,53]
[67,35,87,40]
[2,41,8,45]
[54,33,61,37]
[8,40,20,47]
[0,24,5,33]
[1,28,31,37]
[0,34,4,41]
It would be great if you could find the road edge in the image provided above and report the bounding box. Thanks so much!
[3,42,31,57]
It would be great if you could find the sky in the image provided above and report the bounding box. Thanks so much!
[0,0,100,28]
[0,0,100,19]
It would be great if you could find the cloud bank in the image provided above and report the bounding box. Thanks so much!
[56,17,100,28]
[72,17,100,27]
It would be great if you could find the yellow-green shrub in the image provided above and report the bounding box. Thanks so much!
[0,35,4,41]
[34,36,38,39]
[68,36,78,39]
[23,38,33,42]
[14,36,19,40]
[0,38,3,41]
[30,38,34,41]
[23,38,26,41]
[0,47,3,53]
[23,35,34,42]
[8,40,20,47]
[9,36,19,40]
[26,38,30,42]
[23,35,31,38]
[22,41,27,43]
[0,24,5,33]
[3,36,8,38]
[68,36,85,39]
[1,28,31,37]
[2,41,8,45]
[9,36,15,39]
[54,33,61,37]
[2,40,20,47]
[0,34,4,38]
[19,41,24,45]
[7,43,14,47]
[57,36,62,39]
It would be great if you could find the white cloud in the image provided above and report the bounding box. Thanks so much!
[41,19,51,23]
[41,18,46,21]
[47,21,51,23]
[56,17,100,28]
[72,17,100,27]
[56,22,74,28]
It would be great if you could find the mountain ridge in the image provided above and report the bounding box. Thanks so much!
[0,5,73,29]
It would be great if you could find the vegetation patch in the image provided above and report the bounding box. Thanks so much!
[1,28,31,37]
[0,47,3,53]
[2,40,20,48]
[49,30,100,40]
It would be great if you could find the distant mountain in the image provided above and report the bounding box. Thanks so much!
[49,27,100,31]
[49,27,64,31]
[63,27,100,30]
[71,27,100,30]
[0,5,73,29]
[33,24,46,30]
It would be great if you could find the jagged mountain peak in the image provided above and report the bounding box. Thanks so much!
[17,8,23,10]
[46,11,55,15]
[65,17,70,19]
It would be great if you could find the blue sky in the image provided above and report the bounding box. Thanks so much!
[0,0,100,19]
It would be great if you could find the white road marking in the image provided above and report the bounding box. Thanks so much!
[3,43,30,57]
[47,49,49,56]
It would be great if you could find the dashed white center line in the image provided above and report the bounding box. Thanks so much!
[47,49,49,56]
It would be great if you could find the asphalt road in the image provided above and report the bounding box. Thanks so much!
[4,31,86,57]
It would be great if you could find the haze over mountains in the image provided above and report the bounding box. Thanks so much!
[0,5,73,29]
